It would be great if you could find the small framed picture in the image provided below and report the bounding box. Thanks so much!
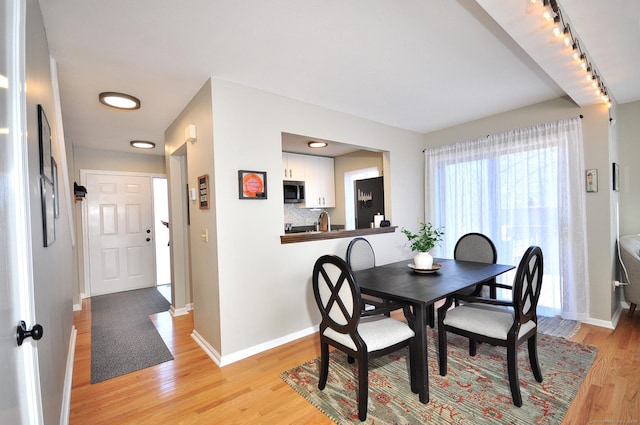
[41,176,55,247]
[586,169,598,193]
[198,174,209,209]
[612,163,620,192]
[52,157,60,218]
[238,170,267,199]
[38,105,52,181]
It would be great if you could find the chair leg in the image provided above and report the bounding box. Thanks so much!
[318,342,329,390]
[507,343,522,407]
[527,335,543,383]
[357,353,369,421]
[629,303,637,318]
[469,339,477,357]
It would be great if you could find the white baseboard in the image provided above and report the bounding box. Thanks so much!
[191,330,222,366]
[192,325,319,367]
[60,326,77,425]
[170,305,191,317]
[580,303,624,330]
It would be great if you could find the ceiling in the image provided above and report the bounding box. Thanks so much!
[39,0,640,157]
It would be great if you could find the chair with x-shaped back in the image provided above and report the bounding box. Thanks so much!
[312,254,420,421]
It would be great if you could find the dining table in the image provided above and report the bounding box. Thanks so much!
[353,257,514,404]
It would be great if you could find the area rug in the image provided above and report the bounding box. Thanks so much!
[91,287,174,383]
[281,329,596,424]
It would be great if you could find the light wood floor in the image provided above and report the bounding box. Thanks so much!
[70,298,640,424]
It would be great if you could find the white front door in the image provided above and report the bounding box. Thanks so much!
[85,172,156,296]
[0,0,44,422]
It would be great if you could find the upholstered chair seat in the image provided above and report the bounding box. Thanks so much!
[438,246,544,407]
[313,254,420,421]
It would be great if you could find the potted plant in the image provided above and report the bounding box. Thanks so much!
[401,222,444,269]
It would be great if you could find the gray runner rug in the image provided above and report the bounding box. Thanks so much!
[538,315,580,338]
[91,287,174,383]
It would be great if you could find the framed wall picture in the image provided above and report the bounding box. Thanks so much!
[198,174,209,209]
[586,169,598,193]
[41,176,55,247]
[612,162,620,191]
[238,170,267,199]
[38,104,52,181]
[52,157,60,218]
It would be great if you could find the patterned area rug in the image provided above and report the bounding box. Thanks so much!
[281,329,596,424]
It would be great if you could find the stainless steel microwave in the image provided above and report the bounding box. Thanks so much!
[283,180,305,203]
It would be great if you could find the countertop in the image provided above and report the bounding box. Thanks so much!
[280,226,396,244]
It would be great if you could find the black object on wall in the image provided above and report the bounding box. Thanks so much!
[74,182,87,198]
[354,176,384,229]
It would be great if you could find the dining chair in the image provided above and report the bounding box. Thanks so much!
[453,233,511,300]
[437,246,544,407]
[346,237,404,317]
[312,254,419,421]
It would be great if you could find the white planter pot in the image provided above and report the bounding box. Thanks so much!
[414,251,433,269]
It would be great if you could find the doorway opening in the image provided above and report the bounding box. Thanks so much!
[153,177,171,303]
[344,167,379,230]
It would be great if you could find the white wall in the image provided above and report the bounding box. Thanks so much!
[166,78,424,360]
[164,80,220,346]
[422,96,617,323]
[25,0,74,422]
[617,101,640,236]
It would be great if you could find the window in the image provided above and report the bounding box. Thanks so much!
[425,117,589,319]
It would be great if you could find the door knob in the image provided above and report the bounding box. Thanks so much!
[146,229,151,233]
[16,321,43,346]
[146,238,151,242]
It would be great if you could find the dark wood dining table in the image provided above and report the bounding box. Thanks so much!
[353,258,514,404]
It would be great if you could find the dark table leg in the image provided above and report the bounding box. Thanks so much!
[414,303,429,403]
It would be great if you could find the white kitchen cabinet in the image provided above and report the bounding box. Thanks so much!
[282,152,306,180]
[304,155,335,208]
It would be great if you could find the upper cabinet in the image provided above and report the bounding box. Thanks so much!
[304,155,335,208]
[282,152,306,181]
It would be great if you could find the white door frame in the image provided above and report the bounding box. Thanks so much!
[80,169,166,298]
[1,0,43,422]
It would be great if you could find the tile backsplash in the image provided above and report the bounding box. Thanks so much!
[284,204,328,226]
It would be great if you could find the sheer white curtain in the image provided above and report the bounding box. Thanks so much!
[425,117,589,319]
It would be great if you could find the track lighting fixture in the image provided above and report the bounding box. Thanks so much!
[534,0,612,108]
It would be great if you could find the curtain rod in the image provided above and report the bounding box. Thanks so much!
[422,115,585,152]
[422,114,588,153]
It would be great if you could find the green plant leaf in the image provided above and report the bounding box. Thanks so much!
[401,222,444,252]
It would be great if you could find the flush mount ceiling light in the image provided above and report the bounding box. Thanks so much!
[130,140,155,149]
[308,141,328,148]
[99,91,141,110]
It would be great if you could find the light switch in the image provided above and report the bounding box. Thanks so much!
[200,228,208,242]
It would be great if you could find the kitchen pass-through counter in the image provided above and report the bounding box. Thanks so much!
[280,226,396,244]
